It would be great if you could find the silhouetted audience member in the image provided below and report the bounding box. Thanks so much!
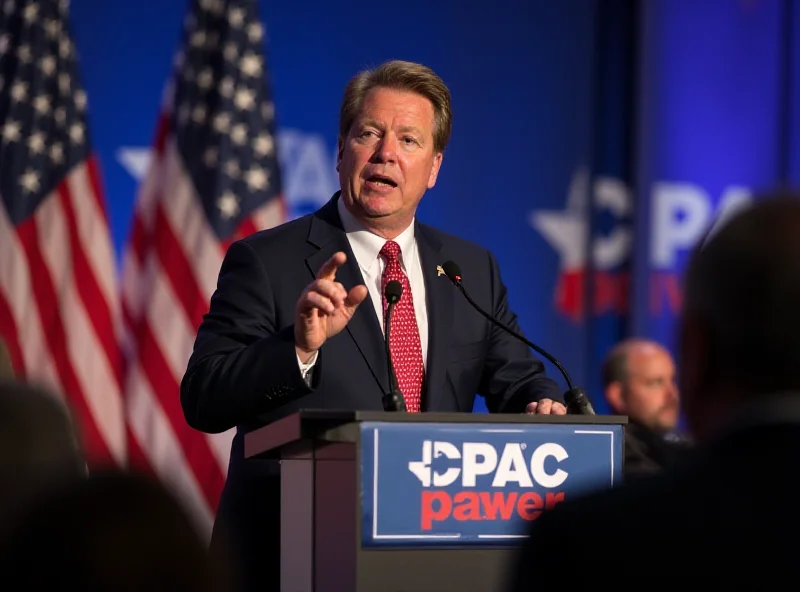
[510,193,800,589]
[3,469,230,591]
[0,337,14,380]
[0,380,85,518]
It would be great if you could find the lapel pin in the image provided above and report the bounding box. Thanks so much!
[436,264,445,277]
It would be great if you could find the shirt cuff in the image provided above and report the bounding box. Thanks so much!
[297,350,318,385]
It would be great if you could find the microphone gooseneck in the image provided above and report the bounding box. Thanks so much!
[440,260,595,415]
[382,280,407,412]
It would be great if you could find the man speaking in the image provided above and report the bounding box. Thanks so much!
[181,59,564,591]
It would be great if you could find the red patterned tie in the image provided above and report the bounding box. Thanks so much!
[380,240,423,412]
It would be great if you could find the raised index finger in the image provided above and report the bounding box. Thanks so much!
[316,251,347,281]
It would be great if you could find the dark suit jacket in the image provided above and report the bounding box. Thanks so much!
[623,421,692,480]
[509,417,800,590]
[181,193,562,590]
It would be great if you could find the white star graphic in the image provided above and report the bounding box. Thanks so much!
[246,22,263,43]
[50,143,64,164]
[20,169,40,193]
[10,80,27,103]
[27,131,45,155]
[234,87,255,111]
[116,147,153,182]
[530,168,633,272]
[239,53,262,77]
[244,165,268,191]
[2,120,21,143]
[529,167,589,271]
[252,133,273,156]
[217,191,240,219]
[228,7,245,27]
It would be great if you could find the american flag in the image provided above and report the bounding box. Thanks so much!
[0,0,126,467]
[121,0,285,538]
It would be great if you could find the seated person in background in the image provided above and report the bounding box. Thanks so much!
[602,339,692,478]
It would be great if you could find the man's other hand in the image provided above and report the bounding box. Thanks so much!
[525,399,567,415]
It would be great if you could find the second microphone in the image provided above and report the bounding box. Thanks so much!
[382,280,407,412]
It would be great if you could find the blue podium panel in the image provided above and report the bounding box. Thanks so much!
[360,421,622,548]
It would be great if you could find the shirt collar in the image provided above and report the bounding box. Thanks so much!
[337,195,416,274]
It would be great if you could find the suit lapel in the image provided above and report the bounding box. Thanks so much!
[306,195,389,395]
[416,223,455,411]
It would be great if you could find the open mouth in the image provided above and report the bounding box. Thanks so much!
[365,174,398,188]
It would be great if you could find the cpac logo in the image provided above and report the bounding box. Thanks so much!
[408,440,570,530]
[408,440,569,489]
[649,182,751,316]
[650,182,751,268]
[530,168,632,321]
[531,169,753,319]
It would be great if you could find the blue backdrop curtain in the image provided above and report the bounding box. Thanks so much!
[68,0,799,413]
[630,0,790,357]
[583,0,637,413]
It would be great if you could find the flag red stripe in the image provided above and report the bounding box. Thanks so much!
[128,211,150,269]
[15,214,113,466]
[118,5,290,536]
[134,318,224,510]
[153,203,212,328]
[121,305,136,344]
[222,215,259,251]
[122,303,171,484]
[121,305,159,481]
[124,110,171,270]
[153,112,170,156]
[126,424,157,479]
[84,157,113,228]
[57,182,124,388]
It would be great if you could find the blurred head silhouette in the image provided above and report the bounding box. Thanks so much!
[3,469,229,591]
[679,192,800,441]
[0,336,15,381]
[0,380,85,514]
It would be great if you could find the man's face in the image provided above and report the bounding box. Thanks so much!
[336,87,443,236]
[616,346,680,433]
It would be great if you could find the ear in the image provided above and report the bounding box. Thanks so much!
[604,382,626,415]
[427,152,443,189]
[336,137,344,172]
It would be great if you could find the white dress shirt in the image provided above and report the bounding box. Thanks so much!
[297,198,429,379]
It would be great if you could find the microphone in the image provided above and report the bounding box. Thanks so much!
[440,260,595,415]
[382,280,407,412]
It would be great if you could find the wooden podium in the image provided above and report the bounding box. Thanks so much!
[245,410,626,592]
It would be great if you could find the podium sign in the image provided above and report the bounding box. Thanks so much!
[245,410,627,591]
[360,420,622,547]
